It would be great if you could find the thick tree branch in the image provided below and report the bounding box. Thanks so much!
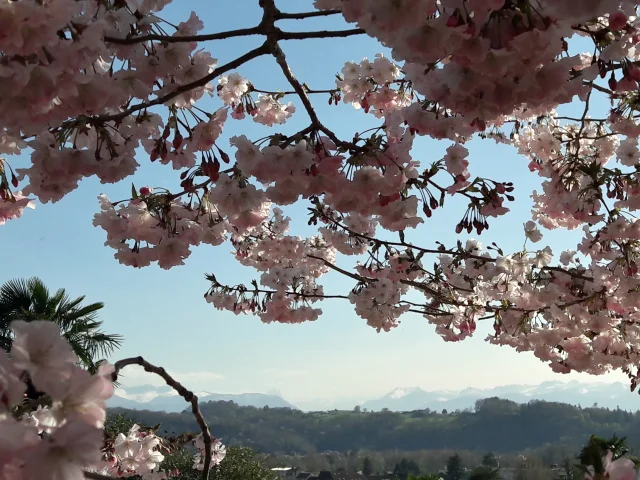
[278,28,366,40]
[113,357,213,480]
[104,26,262,45]
[276,9,343,19]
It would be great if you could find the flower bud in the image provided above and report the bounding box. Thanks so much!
[609,10,627,30]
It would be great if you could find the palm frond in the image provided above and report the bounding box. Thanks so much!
[0,278,32,315]
[0,277,123,365]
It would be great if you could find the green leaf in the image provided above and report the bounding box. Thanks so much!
[131,183,138,200]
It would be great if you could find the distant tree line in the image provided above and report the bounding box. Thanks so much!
[108,397,640,456]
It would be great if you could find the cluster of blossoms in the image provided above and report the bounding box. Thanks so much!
[93,190,230,269]
[206,207,337,324]
[0,320,226,480]
[0,320,115,480]
[316,0,634,125]
[217,73,296,125]
[336,54,411,117]
[97,424,167,478]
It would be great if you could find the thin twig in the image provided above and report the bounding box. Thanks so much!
[113,357,213,480]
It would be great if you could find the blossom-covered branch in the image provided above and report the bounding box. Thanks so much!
[113,357,214,479]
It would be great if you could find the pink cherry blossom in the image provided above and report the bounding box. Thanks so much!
[10,321,77,392]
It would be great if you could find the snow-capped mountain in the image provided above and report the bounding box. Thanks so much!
[362,381,638,412]
[108,385,298,412]
[108,381,640,413]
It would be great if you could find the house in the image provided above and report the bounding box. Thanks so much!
[272,468,299,479]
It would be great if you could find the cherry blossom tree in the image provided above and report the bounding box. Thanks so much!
[2,0,640,448]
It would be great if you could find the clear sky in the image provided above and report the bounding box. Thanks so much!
[2,0,631,407]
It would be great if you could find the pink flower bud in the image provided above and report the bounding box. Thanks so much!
[140,186,152,196]
[609,10,627,30]
[628,64,640,82]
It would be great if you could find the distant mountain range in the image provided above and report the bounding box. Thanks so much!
[361,381,637,412]
[108,380,640,413]
[107,384,298,412]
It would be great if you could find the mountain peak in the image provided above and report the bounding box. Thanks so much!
[387,387,423,399]
[362,381,634,413]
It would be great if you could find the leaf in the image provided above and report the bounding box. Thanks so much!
[131,183,138,200]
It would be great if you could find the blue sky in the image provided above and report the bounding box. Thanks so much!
[2,0,631,406]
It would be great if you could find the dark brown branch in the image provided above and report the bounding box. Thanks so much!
[279,28,366,40]
[319,212,594,282]
[95,43,270,123]
[270,43,347,149]
[307,254,364,282]
[104,26,262,45]
[276,9,342,20]
[113,357,213,480]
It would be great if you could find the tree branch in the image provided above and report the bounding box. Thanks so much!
[104,26,262,45]
[95,43,270,124]
[276,9,343,20]
[269,43,347,149]
[306,254,365,282]
[113,357,213,480]
[216,283,349,300]
[279,28,366,40]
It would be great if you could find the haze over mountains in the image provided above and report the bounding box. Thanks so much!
[109,384,297,412]
[107,380,640,413]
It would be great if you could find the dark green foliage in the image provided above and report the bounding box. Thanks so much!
[212,447,278,480]
[467,466,500,480]
[553,459,580,480]
[393,458,420,479]
[0,277,123,371]
[481,453,498,468]
[362,457,373,476]
[104,413,137,438]
[161,446,276,480]
[108,397,640,456]
[444,454,463,480]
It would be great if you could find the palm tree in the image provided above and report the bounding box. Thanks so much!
[0,277,123,371]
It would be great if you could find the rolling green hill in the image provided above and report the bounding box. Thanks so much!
[108,396,640,455]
